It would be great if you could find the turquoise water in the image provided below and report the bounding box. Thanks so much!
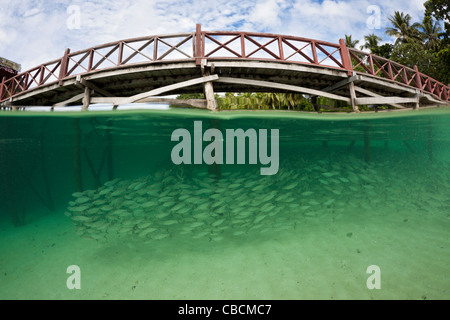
[0,108,449,299]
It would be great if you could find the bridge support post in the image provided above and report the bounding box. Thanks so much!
[209,119,222,179]
[413,92,420,110]
[82,86,91,111]
[107,120,114,181]
[311,96,319,112]
[349,82,359,113]
[204,77,218,111]
[201,60,218,111]
[427,122,433,161]
[73,119,83,192]
[364,122,371,164]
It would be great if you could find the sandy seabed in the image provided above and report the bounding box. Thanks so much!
[0,204,448,300]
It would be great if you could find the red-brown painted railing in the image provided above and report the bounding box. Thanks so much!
[201,31,349,70]
[1,26,448,103]
[349,48,449,101]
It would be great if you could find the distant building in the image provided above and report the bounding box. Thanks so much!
[0,57,21,81]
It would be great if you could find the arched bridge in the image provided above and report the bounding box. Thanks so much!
[1,24,448,111]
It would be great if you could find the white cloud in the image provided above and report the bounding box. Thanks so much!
[0,0,429,71]
[287,0,369,40]
[248,0,283,29]
[23,8,41,18]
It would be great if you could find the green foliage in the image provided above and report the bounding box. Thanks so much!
[365,7,449,85]
[436,47,450,84]
[371,43,394,59]
[216,92,314,111]
[345,35,359,49]
[424,0,449,22]
[424,0,449,45]
[422,1,450,85]
[385,11,423,45]
[176,93,205,99]
[360,33,382,52]
[391,40,439,77]
[421,16,442,51]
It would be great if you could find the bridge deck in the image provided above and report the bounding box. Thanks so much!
[1,25,448,111]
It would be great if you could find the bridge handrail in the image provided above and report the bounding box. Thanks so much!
[201,30,348,70]
[348,48,448,101]
[0,32,196,102]
[1,27,448,103]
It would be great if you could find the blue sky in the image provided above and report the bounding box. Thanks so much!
[0,0,428,71]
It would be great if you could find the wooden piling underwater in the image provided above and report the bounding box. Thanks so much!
[208,119,222,179]
[364,122,371,164]
[73,118,83,192]
[72,118,116,192]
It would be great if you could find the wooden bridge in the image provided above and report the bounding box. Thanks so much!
[1,24,448,112]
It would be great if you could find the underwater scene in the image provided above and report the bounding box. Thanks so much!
[0,108,449,300]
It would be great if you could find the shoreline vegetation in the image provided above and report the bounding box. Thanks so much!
[177,92,391,113]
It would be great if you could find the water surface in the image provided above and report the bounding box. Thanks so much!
[0,108,449,299]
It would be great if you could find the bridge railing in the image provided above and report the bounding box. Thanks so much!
[202,31,349,70]
[65,33,195,78]
[0,32,195,102]
[1,26,449,103]
[349,48,449,101]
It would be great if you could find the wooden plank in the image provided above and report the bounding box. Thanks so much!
[89,97,208,109]
[123,74,219,104]
[76,76,112,97]
[419,93,446,105]
[205,60,348,78]
[355,96,418,105]
[90,97,129,105]
[356,74,417,94]
[354,85,407,109]
[354,86,381,96]
[349,82,359,112]
[216,77,351,103]
[142,98,207,109]
[53,92,85,107]
[322,75,359,93]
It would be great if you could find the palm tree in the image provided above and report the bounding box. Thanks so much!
[385,11,422,45]
[345,35,359,48]
[264,92,278,109]
[360,33,382,52]
[254,92,266,109]
[286,93,305,110]
[264,93,292,110]
[421,16,442,51]
[279,93,288,110]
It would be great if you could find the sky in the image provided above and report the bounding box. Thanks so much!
[0,0,429,72]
